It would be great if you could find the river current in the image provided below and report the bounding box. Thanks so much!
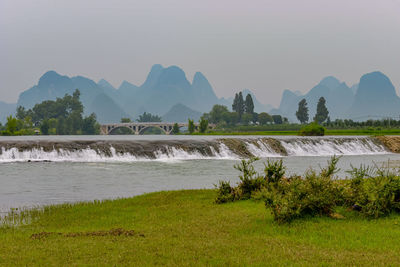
[1,135,400,214]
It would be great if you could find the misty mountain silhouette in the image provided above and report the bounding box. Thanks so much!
[271,71,399,121]
[14,65,269,123]
[271,76,354,120]
[348,71,400,119]
[162,103,202,123]
[12,66,397,124]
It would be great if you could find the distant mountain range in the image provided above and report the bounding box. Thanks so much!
[162,103,202,123]
[271,71,400,122]
[2,67,399,124]
[11,65,269,123]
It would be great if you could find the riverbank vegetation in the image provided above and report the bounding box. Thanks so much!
[1,188,400,265]
[192,127,400,136]
[216,157,400,223]
[1,90,100,136]
[298,122,325,136]
[191,94,400,136]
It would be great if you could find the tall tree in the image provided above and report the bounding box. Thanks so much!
[232,93,239,113]
[40,119,50,135]
[244,94,254,114]
[237,92,244,117]
[188,119,195,134]
[82,113,99,134]
[172,123,180,134]
[232,92,245,118]
[296,98,309,124]
[314,97,329,124]
[199,118,208,133]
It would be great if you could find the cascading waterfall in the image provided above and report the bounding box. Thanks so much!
[245,140,282,158]
[0,137,391,163]
[280,137,388,156]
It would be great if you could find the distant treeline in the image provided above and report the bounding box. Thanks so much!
[2,89,400,136]
[0,90,99,136]
[202,92,288,127]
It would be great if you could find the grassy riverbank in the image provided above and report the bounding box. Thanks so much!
[192,128,400,136]
[1,190,400,266]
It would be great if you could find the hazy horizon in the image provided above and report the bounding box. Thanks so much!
[1,0,399,105]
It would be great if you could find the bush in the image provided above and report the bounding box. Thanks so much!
[360,176,400,218]
[215,181,235,204]
[264,159,286,184]
[264,157,341,223]
[215,158,288,202]
[299,122,325,136]
[234,158,264,199]
[344,165,400,218]
[199,118,209,133]
[216,156,400,223]
[215,158,264,202]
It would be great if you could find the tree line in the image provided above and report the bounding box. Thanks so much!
[120,112,162,123]
[171,118,209,135]
[295,97,400,128]
[0,89,100,135]
[202,92,288,127]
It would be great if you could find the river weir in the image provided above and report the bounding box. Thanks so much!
[0,136,389,163]
[0,135,398,213]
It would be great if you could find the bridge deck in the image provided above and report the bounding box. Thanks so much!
[99,122,210,135]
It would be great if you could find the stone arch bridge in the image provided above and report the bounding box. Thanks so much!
[100,122,214,135]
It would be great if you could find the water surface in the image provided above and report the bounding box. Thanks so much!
[1,135,398,213]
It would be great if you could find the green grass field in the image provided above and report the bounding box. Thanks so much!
[1,190,400,266]
[194,128,400,136]
[325,128,400,135]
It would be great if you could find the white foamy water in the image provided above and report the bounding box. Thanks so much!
[0,143,239,163]
[211,143,239,159]
[281,138,388,156]
[245,140,282,158]
[153,144,238,161]
[0,137,391,163]
[0,147,139,163]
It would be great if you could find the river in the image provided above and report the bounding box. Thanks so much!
[1,135,399,214]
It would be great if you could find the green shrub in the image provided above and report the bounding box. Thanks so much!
[263,159,286,184]
[217,157,289,202]
[360,176,400,218]
[215,158,266,202]
[215,181,235,204]
[264,157,341,223]
[216,156,400,223]
[234,158,264,199]
[345,165,400,218]
[299,122,325,136]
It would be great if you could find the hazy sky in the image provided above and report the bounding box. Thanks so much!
[1,0,399,107]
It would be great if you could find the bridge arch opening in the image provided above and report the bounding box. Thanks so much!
[108,126,135,135]
[138,126,167,135]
